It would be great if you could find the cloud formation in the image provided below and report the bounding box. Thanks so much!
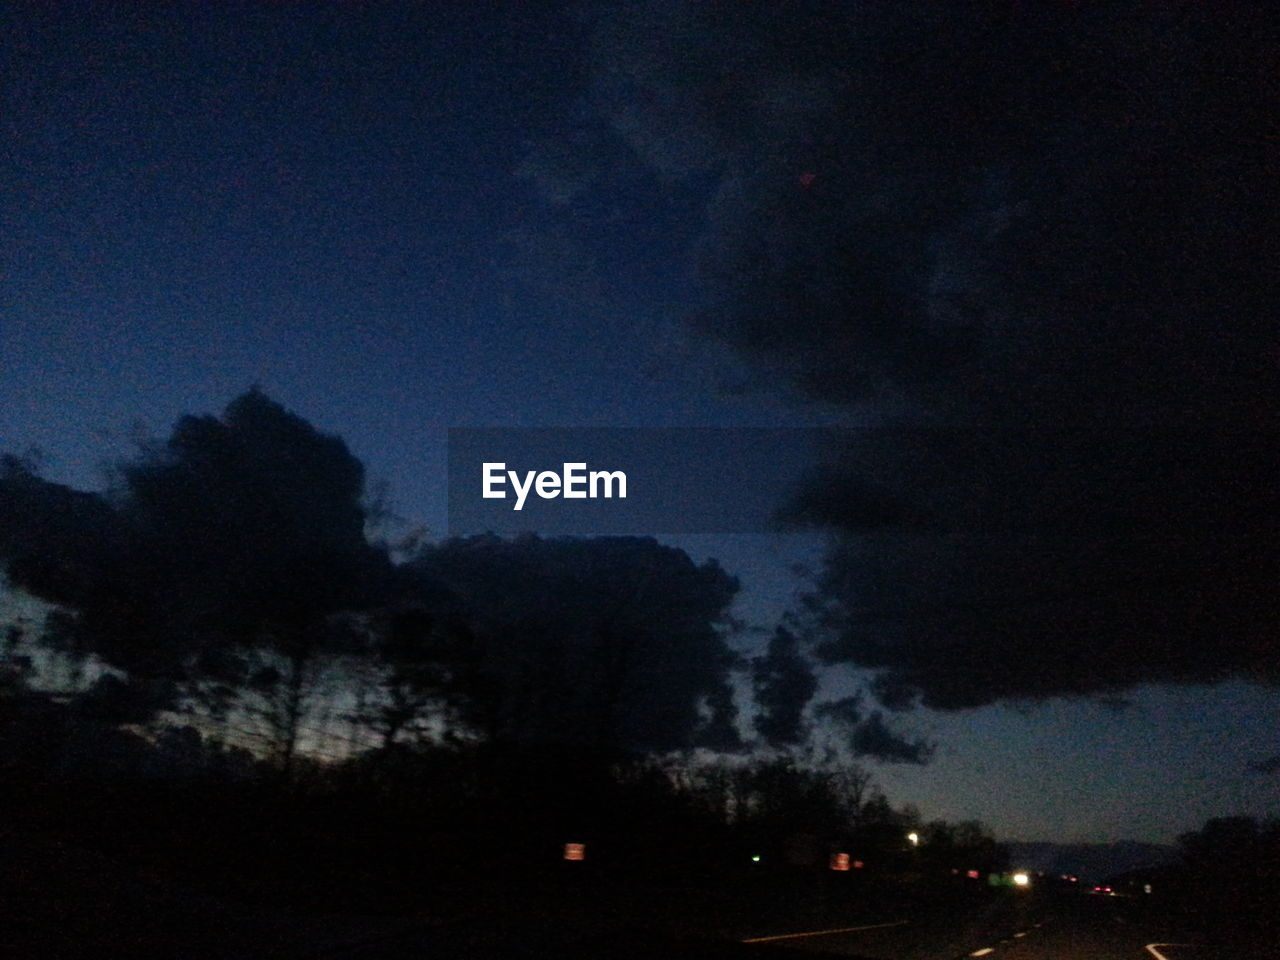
[815,694,933,765]
[751,626,817,747]
[573,3,1277,709]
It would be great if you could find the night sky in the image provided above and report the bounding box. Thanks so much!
[3,3,1276,843]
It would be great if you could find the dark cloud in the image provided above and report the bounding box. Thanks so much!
[575,3,1277,709]
[792,424,1275,710]
[815,693,933,765]
[814,694,863,729]
[751,626,818,747]
[404,533,742,754]
[848,711,933,766]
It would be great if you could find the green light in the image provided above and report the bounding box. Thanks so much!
[751,855,761,862]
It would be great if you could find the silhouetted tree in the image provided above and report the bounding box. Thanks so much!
[1179,816,1280,943]
[403,534,742,755]
[0,390,393,772]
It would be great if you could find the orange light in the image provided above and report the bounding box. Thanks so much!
[563,842,585,861]
[830,852,850,871]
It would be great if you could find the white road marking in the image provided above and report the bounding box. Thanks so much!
[971,948,995,956]
[742,921,911,942]
[1146,945,1192,960]
[740,920,908,944]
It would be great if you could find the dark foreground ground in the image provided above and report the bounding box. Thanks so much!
[4,825,1273,960]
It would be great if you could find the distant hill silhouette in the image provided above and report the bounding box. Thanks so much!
[1005,841,1179,884]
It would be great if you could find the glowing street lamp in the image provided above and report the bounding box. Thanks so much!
[907,832,920,846]
[1012,872,1030,887]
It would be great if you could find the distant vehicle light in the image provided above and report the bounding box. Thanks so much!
[830,853,850,871]
[1012,872,1030,886]
[907,832,920,846]
[563,842,585,861]
[853,860,865,869]
[967,869,980,879]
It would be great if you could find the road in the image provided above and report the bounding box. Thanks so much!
[10,829,1269,960]
[728,892,1269,960]
[314,884,1273,960]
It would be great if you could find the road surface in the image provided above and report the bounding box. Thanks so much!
[729,892,1268,960]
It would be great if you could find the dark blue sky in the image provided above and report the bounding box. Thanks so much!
[2,3,1275,843]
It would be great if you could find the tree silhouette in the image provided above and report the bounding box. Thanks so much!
[404,534,742,754]
[0,390,393,766]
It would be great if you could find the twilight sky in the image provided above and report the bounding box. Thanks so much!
[2,2,1275,843]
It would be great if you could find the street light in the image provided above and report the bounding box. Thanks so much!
[907,832,919,846]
